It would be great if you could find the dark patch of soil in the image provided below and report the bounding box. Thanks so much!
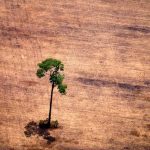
[77,77,145,91]
[24,121,56,144]
[125,26,150,34]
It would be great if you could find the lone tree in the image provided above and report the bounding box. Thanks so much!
[36,58,67,127]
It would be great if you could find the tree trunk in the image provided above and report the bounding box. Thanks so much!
[48,82,54,127]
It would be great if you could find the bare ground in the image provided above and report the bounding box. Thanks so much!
[0,0,150,150]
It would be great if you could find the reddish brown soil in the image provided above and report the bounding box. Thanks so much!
[0,0,150,150]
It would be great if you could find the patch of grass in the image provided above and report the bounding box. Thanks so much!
[51,120,59,128]
[39,119,49,129]
[39,119,59,129]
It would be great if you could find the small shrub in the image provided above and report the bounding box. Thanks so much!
[51,120,59,128]
[39,119,59,129]
[39,119,49,129]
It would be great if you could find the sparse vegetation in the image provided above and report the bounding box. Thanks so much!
[24,121,56,144]
[39,119,59,129]
[36,58,67,128]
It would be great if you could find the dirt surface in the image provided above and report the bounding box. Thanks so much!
[0,0,150,150]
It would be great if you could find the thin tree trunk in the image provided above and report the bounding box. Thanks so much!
[48,82,54,127]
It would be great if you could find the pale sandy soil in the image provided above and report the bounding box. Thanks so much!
[0,0,150,150]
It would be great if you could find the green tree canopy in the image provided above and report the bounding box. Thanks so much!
[36,58,67,94]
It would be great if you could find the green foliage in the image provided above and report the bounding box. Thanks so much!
[58,84,67,94]
[50,74,64,85]
[36,58,67,95]
[36,68,45,78]
[38,58,62,72]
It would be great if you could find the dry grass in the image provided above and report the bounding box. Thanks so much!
[0,0,150,150]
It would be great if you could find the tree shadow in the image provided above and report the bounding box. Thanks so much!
[24,121,56,144]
